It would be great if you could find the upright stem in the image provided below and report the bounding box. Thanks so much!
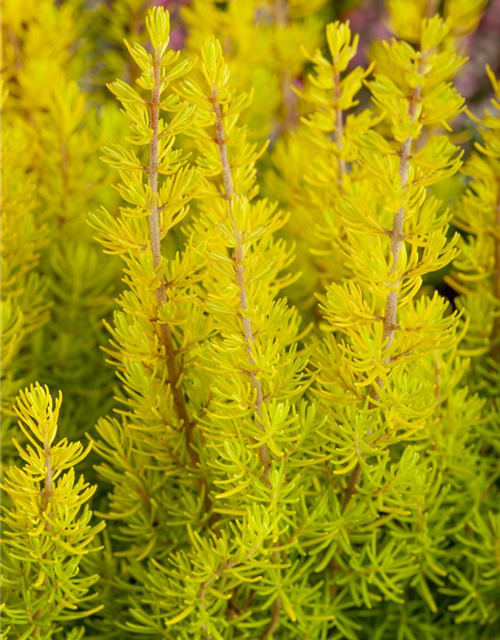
[273,0,289,28]
[211,89,280,637]
[342,73,423,512]
[32,439,53,635]
[426,0,441,17]
[211,91,272,487]
[148,50,199,471]
[379,113,418,354]
[42,440,53,524]
[333,70,346,185]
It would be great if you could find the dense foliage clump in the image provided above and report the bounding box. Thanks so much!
[1,1,499,639]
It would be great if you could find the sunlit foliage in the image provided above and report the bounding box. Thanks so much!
[1,1,499,639]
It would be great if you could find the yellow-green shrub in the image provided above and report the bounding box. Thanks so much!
[1,2,499,639]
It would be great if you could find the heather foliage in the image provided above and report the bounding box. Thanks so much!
[1,1,500,639]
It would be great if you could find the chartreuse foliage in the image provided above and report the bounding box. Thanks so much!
[88,7,207,563]
[387,0,488,44]
[1,85,50,447]
[87,12,323,638]
[265,0,489,318]
[1,0,121,440]
[146,35,322,638]
[311,9,495,638]
[267,19,377,311]
[0,384,105,639]
[445,68,500,629]
[183,0,330,140]
[448,67,500,396]
[2,2,500,640]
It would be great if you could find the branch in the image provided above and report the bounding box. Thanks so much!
[333,69,346,186]
[342,67,424,512]
[273,0,289,27]
[148,50,203,478]
[211,88,281,637]
[211,90,272,488]
[32,436,53,635]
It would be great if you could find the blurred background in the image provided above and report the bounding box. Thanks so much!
[83,0,500,106]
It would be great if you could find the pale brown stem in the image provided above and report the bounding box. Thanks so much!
[32,439,53,635]
[341,462,362,512]
[333,70,346,185]
[148,51,200,473]
[211,90,280,638]
[327,51,350,593]
[199,543,263,634]
[426,0,441,17]
[273,0,289,27]
[262,598,281,639]
[42,440,53,525]
[211,91,272,487]
[199,559,237,605]
[199,541,261,602]
[342,75,423,512]
[378,122,417,367]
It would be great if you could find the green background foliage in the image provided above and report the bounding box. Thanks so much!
[1,1,499,639]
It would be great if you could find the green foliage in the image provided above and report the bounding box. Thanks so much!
[1,0,122,442]
[448,66,500,397]
[1,86,50,438]
[0,384,105,639]
[88,10,208,573]
[444,68,500,626]
[1,1,500,639]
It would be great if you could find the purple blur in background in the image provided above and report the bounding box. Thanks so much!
[147,0,500,104]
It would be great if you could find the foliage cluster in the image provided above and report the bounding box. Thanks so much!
[1,1,499,639]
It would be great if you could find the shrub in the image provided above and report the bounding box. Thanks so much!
[1,1,499,639]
